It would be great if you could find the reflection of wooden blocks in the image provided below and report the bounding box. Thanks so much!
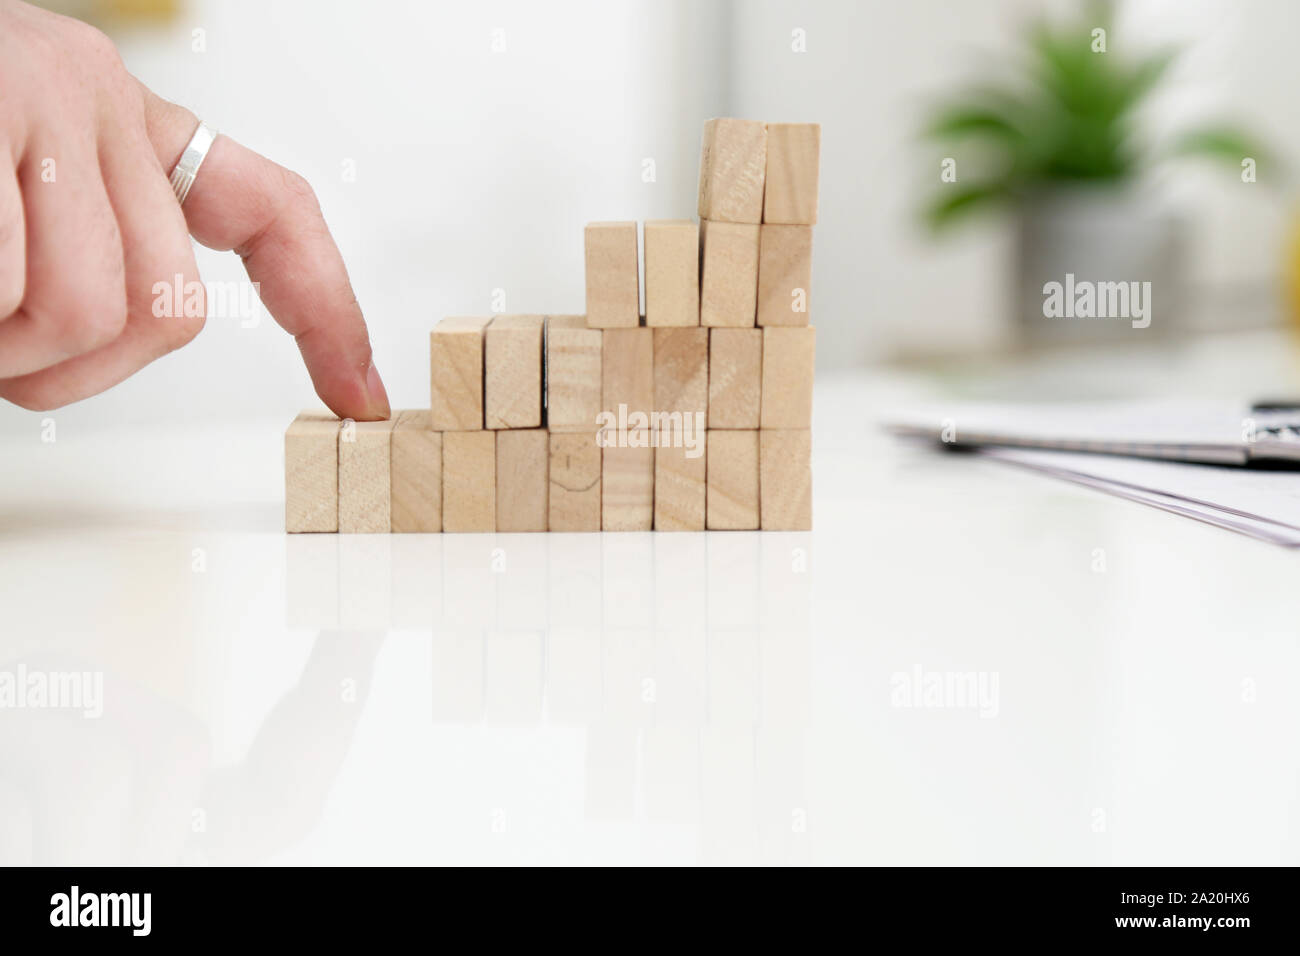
[653,327,708,423]
[757,225,812,327]
[760,327,815,429]
[546,315,602,432]
[285,410,339,533]
[700,220,760,328]
[654,443,706,531]
[708,329,762,429]
[339,418,396,533]
[697,118,767,224]
[706,430,759,530]
[763,123,821,224]
[496,429,548,532]
[443,430,496,532]
[601,328,653,419]
[485,314,543,429]
[549,432,602,532]
[390,410,442,532]
[429,316,489,430]
[602,441,654,531]
[644,220,699,327]
[585,222,640,329]
[760,429,812,530]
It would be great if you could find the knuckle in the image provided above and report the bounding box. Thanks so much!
[64,20,122,67]
[59,294,128,353]
[277,167,321,213]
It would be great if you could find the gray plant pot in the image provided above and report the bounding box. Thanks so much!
[1014,186,1187,348]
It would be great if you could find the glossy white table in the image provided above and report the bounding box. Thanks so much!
[1,354,1297,865]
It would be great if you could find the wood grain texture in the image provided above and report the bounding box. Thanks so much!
[700,219,760,328]
[496,429,549,532]
[443,430,496,532]
[762,123,821,225]
[760,326,815,429]
[485,314,544,429]
[654,442,706,531]
[339,417,396,533]
[697,118,767,224]
[430,316,489,430]
[602,438,654,531]
[706,429,759,530]
[391,409,442,533]
[757,224,812,327]
[549,431,602,532]
[644,219,699,327]
[653,327,708,432]
[584,222,640,329]
[285,410,339,533]
[707,328,762,429]
[760,429,812,530]
[546,315,602,432]
[601,328,653,420]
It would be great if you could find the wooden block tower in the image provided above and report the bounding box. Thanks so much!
[284,118,819,533]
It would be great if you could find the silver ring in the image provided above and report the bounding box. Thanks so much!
[169,121,217,206]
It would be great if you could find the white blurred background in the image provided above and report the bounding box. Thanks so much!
[1,0,1296,435]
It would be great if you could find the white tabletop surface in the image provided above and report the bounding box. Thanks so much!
[1,335,1298,865]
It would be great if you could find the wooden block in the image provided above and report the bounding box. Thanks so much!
[546,315,602,432]
[653,327,708,427]
[706,430,759,530]
[763,123,821,225]
[757,224,812,327]
[285,410,339,533]
[549,431,602,532]
[654,443,705,531]
[601,327,653,419]
[708,328,762,429]
[339,417,396,533]
[485,314,543,429]
[496,429,548,532]
[430,316,489,430]
[602,439,654,531]
[443,430,496,532]
[700,220,760,328]
[644,220,699,327]
[760,326,815,429]
[390,409,441,533]
[697,118,767,224]
[584,222,640,329]
[760,429,812,530]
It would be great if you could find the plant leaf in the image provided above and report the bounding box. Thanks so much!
[925,183,1009,231]
[1167,126,1268,168]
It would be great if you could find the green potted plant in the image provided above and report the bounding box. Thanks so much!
[922,0,1266,346]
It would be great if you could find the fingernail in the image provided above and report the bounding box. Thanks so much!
[365,362,391,420]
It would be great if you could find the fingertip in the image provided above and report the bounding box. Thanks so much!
[362,361,391,421]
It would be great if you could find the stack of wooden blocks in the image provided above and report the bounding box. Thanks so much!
[286,118,818,534]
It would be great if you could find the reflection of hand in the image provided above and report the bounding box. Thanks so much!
[0,0,390,420]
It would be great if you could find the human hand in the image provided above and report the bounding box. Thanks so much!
[0,0,390,419]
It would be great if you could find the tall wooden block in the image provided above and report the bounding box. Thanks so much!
[546,315,602,432]
[601,327,653,418]
[285,410,339,533]
[497,429,549,532]
[339,417,396,533]
[760,429,812,530]
[549,431,602,532]
[708,328,762,429]
[585,221,640,329]
[700,220,760,328]
[757,224,812,327]
[763,123,821,225]
[391,409,442,533]
[706,430,759,530]
[653,327,708,425]
[430,316,489,430]
[697,118,767,224]
[760,327,815,429]
[485,314,543,429]
[654,443,706,532]
[644,219,699,327]
[602,440,654,531]
[443,430,496,532]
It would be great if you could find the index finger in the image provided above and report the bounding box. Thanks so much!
[138,85,390,422]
